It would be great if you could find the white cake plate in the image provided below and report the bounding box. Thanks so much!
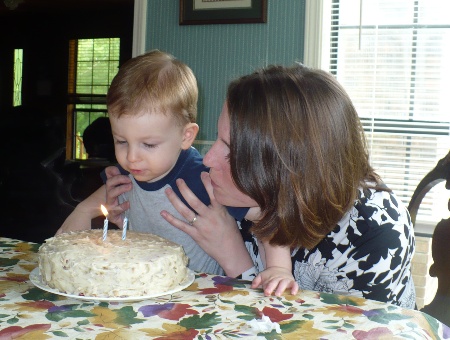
[29,267,195,302]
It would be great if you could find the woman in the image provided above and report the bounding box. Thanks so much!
[105,64,416,308]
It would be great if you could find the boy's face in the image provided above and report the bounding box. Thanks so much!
[110,112,192,183]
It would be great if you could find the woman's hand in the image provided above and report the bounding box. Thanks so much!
[104,166,132,226]
[161,171,254,277]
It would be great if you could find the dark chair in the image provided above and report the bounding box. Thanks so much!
[420,218,450,326]
[408,151,450,226]
[41,147,81,209]
[41,147,116,231]
[408,150,450,326]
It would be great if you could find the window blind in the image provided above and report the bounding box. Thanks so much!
[328,0,450,226]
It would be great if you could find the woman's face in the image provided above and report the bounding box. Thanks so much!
[203,102,258,208]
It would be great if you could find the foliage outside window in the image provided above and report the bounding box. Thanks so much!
[13,49,23,107]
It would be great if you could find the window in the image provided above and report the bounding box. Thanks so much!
[305,0,450,230]
[13,48,23,107]
[67,38,120,160]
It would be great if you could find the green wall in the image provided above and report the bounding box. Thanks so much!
[146,0,305,154]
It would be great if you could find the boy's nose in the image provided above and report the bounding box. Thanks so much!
[126,146,140,163]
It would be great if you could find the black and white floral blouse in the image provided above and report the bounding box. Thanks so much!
[240,186,416,309]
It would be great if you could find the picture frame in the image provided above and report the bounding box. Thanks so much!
[180,0,267,25]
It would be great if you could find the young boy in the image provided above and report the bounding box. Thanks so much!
[57,50,243,274]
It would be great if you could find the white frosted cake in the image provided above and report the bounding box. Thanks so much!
[38,229,189,298]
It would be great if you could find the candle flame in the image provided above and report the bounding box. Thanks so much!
[100,204,108,217]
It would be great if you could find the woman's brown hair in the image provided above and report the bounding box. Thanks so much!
[227,64,384,249]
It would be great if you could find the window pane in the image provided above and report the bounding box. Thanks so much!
[75,38,120,95]
[13,49,23,107]
[74,109,108,159]
[71,38,120,159]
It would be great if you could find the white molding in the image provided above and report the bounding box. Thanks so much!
[303,0,330,69]
[132,0,147,57]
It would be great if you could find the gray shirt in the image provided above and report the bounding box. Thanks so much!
[120,177,223,275]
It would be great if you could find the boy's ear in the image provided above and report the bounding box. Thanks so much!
[181,123,199,150]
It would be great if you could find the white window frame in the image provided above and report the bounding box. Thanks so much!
[132,0,147,57]
[304,0,331,69]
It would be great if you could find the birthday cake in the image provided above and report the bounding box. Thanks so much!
[38,229,189,298]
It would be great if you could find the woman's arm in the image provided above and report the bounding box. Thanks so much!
[161,172,254,277]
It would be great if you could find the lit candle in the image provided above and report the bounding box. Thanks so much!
[122,216,128,240]
[101,205,108,241]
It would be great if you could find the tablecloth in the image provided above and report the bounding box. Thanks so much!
[1,237,449,339]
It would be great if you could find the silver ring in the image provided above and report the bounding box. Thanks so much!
[188,213,197,226]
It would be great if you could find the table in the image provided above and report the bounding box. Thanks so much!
[1,237,449,339]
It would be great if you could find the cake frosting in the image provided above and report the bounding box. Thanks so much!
[38,229,189,298]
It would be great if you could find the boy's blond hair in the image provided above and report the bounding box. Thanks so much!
[106,50,198,126]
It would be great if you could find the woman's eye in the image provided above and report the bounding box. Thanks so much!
[115,140,127,145]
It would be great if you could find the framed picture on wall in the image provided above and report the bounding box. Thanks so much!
[180,0,267,25]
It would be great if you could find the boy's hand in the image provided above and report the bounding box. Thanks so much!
[104,166,132,226]
[252,267,299,297]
